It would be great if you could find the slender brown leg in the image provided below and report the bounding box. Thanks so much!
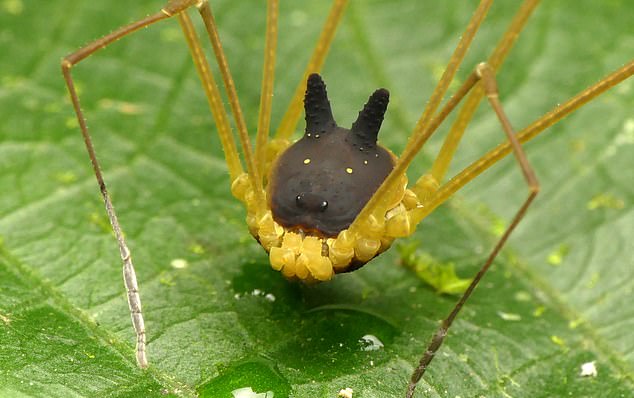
[61,0,200,369]
[406,62,540,397]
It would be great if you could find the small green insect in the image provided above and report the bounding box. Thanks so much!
[62,0,632,396]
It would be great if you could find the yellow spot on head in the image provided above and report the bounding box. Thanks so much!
[303,158,311,164]
[346,167,353,174]
[363,160,368,165]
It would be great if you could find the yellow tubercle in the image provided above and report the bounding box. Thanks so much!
[282,231,303,254]
[402,189,419,210]
[244,189,256,211]
[281,258,297,279]
[301,237,323,273]
[266,138,290,163]
[358,213,384,240]
[385,207,411,237]
[412,174,439,202]
[294,255,311,280]
[354,237,381,262]
[257,211,284,250]
[303,254,334,281]
[269,246,294,271]
[379,236,395,253]
[230,173,251,203]
[246,213,258,236]
[327,237,354,270]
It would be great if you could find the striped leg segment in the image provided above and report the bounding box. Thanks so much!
[61,0,205,370]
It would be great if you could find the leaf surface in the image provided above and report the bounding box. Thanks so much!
[1,1,632,397]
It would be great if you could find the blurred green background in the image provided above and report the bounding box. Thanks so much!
[0,0,632,397]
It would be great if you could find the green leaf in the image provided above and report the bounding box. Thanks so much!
[1,1,632,397]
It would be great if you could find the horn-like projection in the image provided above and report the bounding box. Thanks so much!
[304,73,336,134]
[350,88,389,148]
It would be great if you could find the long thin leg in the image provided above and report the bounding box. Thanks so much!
[411,60,634,224]
[274,0,349,141]
[176,12,244,182]
[406,62,540,398]
[348,0,494,236]
[61,0,202,369]
[430,0,540,183]
[254,0,279,177]
[196,1,265,216]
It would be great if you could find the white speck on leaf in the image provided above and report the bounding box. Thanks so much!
[497,311,522,321]
[338,387,353,398]
[231,387,274,398]
[580,361,598,377]
[359,334,384,351]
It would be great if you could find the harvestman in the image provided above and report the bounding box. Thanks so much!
[61,0,633,396]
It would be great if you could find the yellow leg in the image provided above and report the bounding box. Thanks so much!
[412,60,634,225]
[177,12,243,182]
[254,0,279,179]
[197,1,265,215]
[348,0,494,236]
[430,0,540,183]
[274,0,349,141]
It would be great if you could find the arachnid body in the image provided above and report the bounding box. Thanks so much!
[56,0,633,396]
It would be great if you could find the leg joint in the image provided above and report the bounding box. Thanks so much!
[163,0,199,16]
[475,62,499,96]
[61,58,72,71]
